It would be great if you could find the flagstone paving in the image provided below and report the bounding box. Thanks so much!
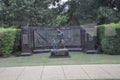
[0,64,120,80]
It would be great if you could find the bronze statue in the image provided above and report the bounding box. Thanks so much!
[57,28,65,48]
[52,28,65,49]
[51,28,69,57]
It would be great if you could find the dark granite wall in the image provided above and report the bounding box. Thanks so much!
[34,27,81,48]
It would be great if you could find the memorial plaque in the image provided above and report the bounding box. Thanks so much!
[23,34,28,44]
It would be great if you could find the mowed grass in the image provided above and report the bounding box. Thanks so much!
[0,52,120,67]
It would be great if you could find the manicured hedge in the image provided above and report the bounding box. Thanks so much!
[97,22,120,55]
[0,28,20,57]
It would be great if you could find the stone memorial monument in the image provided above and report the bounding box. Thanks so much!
[21,26,32,56]
[50,28,69,57]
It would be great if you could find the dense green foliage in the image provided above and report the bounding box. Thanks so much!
[0,0,53,27]
[13,29,21,54]
[97,22,120,55]
[0,28,20,57]
[95,0,120,24]
[0,0,120,27]
[52,0,120,25]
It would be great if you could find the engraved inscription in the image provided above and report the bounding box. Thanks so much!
[23,34,28,44]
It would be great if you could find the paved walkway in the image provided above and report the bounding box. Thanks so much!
[0,64,120,80]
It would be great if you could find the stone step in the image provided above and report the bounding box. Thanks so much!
[33,48,82,53]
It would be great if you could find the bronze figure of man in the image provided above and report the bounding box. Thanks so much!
[57,28,65,48]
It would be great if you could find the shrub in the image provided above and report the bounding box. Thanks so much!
[97,22,120,55]
[13,29,21,54]
[0,28,20,57]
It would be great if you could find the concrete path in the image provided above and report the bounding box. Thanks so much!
[0,64,120,80]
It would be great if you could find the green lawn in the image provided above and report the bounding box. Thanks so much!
[0,52,120,67]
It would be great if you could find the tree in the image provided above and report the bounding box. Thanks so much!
[0,0,53,27]
[0,0,120,27]
[66,0,99,25]
[96,0,120,24]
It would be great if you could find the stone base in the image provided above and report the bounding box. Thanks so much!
[20,51,32,56]
[50,48,69,57]
[86,50,97,54]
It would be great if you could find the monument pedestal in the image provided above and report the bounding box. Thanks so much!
[50,48,69,57]
[21,52,32,56]
[21,26,32,56]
